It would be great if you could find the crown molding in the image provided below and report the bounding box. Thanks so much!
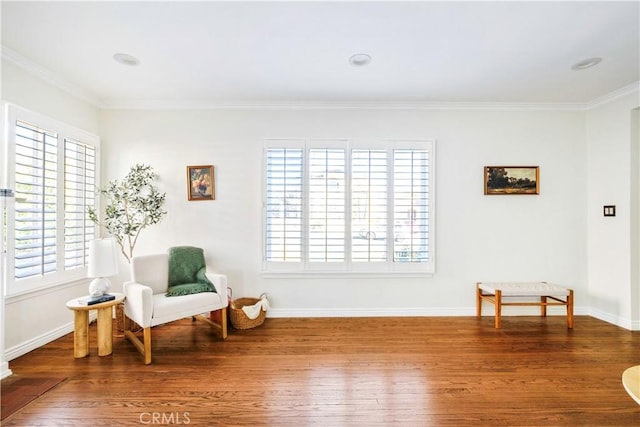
[584,81,640,110]
[98,98,587,111]
[1,46,101,107]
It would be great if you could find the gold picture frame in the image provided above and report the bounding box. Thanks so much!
[484,166,539,195]
[187,165,214,201]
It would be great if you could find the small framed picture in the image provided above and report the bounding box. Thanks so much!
[187,165,214,201]
[484,166,539,195]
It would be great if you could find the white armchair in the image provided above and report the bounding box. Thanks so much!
[123,249,228,364]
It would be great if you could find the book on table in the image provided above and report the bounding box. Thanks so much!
[77,294,116,306]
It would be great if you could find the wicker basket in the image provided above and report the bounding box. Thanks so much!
[229,294,267,330]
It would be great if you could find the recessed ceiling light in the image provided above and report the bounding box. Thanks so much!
[349,53,372,67]
[113,53,140,66]
[571,57,602,71]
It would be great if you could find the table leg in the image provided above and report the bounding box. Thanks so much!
[476,283,482,317]
[541,296,547,317]
[73,310,89,358]
[97,306,114,356]
[494,290,502,328]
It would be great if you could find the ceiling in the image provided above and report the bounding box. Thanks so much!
[1,1,639,109]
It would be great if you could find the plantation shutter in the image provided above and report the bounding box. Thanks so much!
[64,138,97,270]
[13,121,59,279]
[263,138,434,274]
[393,149,430,262]
[265,148,303,262]
[308,148,345,262]
[351,149,388,262]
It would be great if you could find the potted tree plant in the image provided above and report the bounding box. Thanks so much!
[88,164,167,263]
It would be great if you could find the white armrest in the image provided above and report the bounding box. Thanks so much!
[123,281,154,327]
[205,271,229,307]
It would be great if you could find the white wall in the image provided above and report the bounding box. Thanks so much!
[99,107,588,317]
[586,90,640,330]
[1,58,100,363]
[1,60,99,134]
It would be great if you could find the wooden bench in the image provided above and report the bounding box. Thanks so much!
[476,282,574,329]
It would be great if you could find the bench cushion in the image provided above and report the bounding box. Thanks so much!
[478,282,570,297]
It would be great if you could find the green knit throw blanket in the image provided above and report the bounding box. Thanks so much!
[166,246,216,297]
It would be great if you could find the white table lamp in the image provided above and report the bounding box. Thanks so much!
[88,238,119,297]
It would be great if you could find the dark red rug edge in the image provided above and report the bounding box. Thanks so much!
[1,376,67,420]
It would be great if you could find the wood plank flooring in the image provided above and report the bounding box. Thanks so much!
[2,315,639,426]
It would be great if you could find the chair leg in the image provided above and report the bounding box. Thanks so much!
[218,307,228,339]
[143,327,152,365]
[197,307,228,339]
[124,316,153,364]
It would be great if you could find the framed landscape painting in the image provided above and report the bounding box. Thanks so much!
[484,166,539,195]
[187,165,214,201]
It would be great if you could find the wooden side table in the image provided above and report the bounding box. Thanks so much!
[622,365,640,405]
[65,293,125,358]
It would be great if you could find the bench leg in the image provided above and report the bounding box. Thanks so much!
[567,290,574,329]
[494,290,502,328]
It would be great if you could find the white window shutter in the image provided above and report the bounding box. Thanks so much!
[13,121,59,279]
[263,139,434,275]
[393,149,430,263]
[5,104,100,295]
[64,138,97,270]
[308,148,345,262]
[265,148,303,262]
[351,149,388,262]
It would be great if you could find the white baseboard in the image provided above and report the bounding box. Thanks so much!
[5,322,74,362]
[268,307,472,318]
[1,362,13,379]
[5,312,97,362]
[268,306,590,318]
[589,308,639,330]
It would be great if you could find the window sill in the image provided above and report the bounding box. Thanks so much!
[260,271,433,279]
[5,277,89,303]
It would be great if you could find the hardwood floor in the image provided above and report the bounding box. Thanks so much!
[2,315,639,426]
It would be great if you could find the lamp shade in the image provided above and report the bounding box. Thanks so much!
[88,238,118,278]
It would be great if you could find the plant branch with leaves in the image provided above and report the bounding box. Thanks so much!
[88,164,167,263]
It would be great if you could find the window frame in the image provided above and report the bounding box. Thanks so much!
[262,138,435,277]
[2,103,101,296]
